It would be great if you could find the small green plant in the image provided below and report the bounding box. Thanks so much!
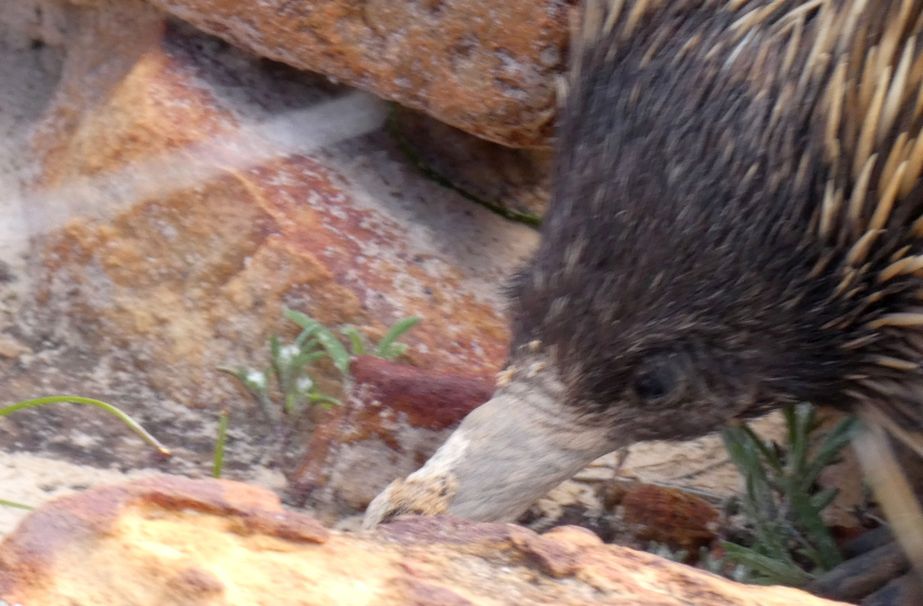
[0,395,170,510]
[340,315,421,360]
[719,403,860,586]
[219,310,348,419]
[217,308,421,465]
[221,308,420,417]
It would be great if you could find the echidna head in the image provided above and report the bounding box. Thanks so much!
[363,1,858,527]
[364,228,838,527]
[363,106,847,526]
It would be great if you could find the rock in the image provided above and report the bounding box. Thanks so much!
[288,355,495,520]
[614,482,720,552]
[25,1,536,413]
[517,477,723,556]
[390,107,551,223]
[0,475,850,606]
[145,0,570,148]
[0,335,30,360]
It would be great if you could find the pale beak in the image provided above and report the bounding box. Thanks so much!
[363,364,614,527]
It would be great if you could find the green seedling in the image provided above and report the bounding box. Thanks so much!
[283,309,352,376]
[220,309,421,421]
[720,403,860,586]
[341,315,421,360]
[219,311,344,420]
[373,316,421,359]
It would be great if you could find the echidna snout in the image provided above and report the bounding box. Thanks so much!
[364,354,613,526]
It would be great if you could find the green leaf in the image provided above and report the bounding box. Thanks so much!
[374,316,420,358]
[786,482,843,570]
[269,335,283,385]
[341,326,366,356]
[723,427,772,498]
[380,342,408,360]
[316,328,350,374]
[308,392,340,408]
[786,404,814,477]
[284,309,351,375]
[0,498,32,510]
[721,542,813,586]
[294,327,320,349]
[741,425,782,472]
[284,391,299,415]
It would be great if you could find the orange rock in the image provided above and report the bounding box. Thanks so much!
[618,482,720,552]
[146,0,570,148]
[0,475,850,606]
[27,1,535,410]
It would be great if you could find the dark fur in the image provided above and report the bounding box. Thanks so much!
[506,1,923,446]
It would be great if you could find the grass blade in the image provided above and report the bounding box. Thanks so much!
[741,425,783,472]
[212,409,230,478]
[786,404,813,477]
[0,395,170,456]
[0,498,32,510]
[810,487,839,512]
[341,326,366,356]
[786,481,843,569]
[374,316,420,358]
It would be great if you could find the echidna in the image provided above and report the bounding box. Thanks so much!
[365,0,923,591]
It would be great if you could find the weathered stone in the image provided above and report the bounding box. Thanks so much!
[615,482,720,552]
[0,475,850,606]
[26,1,536,414]
[390,107,551,222]
[145,0,571,148]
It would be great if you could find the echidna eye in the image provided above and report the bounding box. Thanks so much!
[634,373,668,400]
[632,360,680,403]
